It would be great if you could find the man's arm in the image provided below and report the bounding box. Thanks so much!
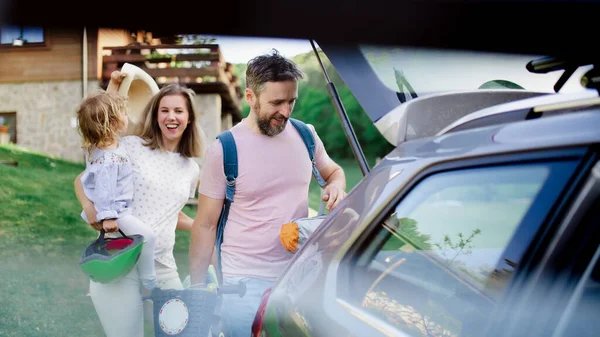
[189,194,224,285]
[318,160,347,212]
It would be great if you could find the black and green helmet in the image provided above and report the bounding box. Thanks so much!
[79,229,144,283]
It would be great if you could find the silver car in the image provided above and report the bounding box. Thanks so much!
[251,43,600,337]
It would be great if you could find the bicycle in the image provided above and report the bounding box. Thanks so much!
[144,266,246,337]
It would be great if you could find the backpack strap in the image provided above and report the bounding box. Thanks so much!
[289,118,327,188]
[289,118,329,215]
[214,130,237,284]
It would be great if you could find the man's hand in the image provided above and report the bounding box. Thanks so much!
[102,219,119,233]
[318,159,346,212]
[322,184,347,212]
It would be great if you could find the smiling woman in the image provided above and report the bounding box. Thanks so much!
[157,95,192,150]
[135,83,206,158]
[72,73,208,337]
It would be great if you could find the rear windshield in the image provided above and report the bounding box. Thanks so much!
[359,45,593,97]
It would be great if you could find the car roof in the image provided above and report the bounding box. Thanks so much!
[362,108,600,217]
[397,109,600,159]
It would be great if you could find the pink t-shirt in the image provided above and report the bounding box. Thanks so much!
[198,120,332,280]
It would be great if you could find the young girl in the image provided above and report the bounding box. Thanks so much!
[76,90,158,290]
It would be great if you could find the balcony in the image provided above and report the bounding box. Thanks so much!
[101,43,243,122]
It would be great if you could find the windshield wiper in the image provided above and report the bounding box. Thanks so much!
[526,56,599,93]
[395,68,418,103]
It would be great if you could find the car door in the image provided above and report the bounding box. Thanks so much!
[321,147,596,337]
[484,157,600,337]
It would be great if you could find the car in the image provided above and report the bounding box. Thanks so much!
[251,43,600,337]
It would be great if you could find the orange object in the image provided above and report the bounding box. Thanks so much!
[280,222,300,253]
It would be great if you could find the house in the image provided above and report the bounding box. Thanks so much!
[0,26,242,162]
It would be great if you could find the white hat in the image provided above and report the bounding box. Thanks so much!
[117,63,160,129]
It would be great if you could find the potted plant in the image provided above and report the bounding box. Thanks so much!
[0,117,8,134]
[0,117,10,145]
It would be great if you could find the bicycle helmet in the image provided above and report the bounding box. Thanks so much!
[79,229,144,283]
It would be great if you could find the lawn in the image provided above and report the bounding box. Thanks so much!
[0,144,368,336]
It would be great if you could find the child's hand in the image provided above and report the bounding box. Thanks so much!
[102,219,119,233]
[83,204,102,231]
[107,71,127,94]
[110,71,127,84]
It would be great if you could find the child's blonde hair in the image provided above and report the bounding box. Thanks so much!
[76,90,128,156]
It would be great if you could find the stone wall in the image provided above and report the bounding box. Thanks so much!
[1,81,228,165]
[0,80,101,163]
[194,93,222,147]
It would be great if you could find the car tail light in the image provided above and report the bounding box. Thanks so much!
[251,287,272,337]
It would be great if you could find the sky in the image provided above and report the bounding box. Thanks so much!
[211,35,315,64]
[191,35,590,94]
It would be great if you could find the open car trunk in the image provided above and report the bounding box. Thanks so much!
[316,43,593,148]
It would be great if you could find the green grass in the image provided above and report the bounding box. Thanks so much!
[0,144,369,336]
[0,144,105,336]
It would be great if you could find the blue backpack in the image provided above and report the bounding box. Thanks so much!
[213,118,327,283]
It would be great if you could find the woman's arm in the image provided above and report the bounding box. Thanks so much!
[177,211,194,231]
[74,172,102,230]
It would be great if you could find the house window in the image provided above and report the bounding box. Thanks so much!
[0,112,17,144]
[0,25,45,47]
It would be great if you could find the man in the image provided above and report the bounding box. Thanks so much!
[189,49,346,337]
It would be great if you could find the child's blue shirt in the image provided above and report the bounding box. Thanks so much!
[80,143,134,222]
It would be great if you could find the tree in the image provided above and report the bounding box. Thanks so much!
[478,80,525,90]
[434,229,482,266]
[383,217,433,251]
[176,35,216,45]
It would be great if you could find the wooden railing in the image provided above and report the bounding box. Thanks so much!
[101,43,242,119]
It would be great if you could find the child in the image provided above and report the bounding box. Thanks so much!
[76,90,158,290]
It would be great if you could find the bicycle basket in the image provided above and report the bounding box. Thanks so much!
[150,287,218,337]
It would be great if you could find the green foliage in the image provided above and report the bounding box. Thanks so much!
[382,217,433,251]
[434,229,483,265]
[479,80,525,90]
[176,35,217,45]
[146,51,173,60]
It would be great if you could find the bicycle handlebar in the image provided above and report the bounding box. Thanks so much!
[218,281,246,298]
[142,280,247,302]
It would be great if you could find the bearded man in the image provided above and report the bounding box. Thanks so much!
[189,49,346,337]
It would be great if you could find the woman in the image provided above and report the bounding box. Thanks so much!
[74,71,206,337]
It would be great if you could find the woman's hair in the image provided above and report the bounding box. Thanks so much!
[76,90,127,156]
[136,83,205,158]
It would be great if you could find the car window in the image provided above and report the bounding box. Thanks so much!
[345,162,575,337]
[555,246,600,337]
[553,196,600,337]
[359,45,592,96]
